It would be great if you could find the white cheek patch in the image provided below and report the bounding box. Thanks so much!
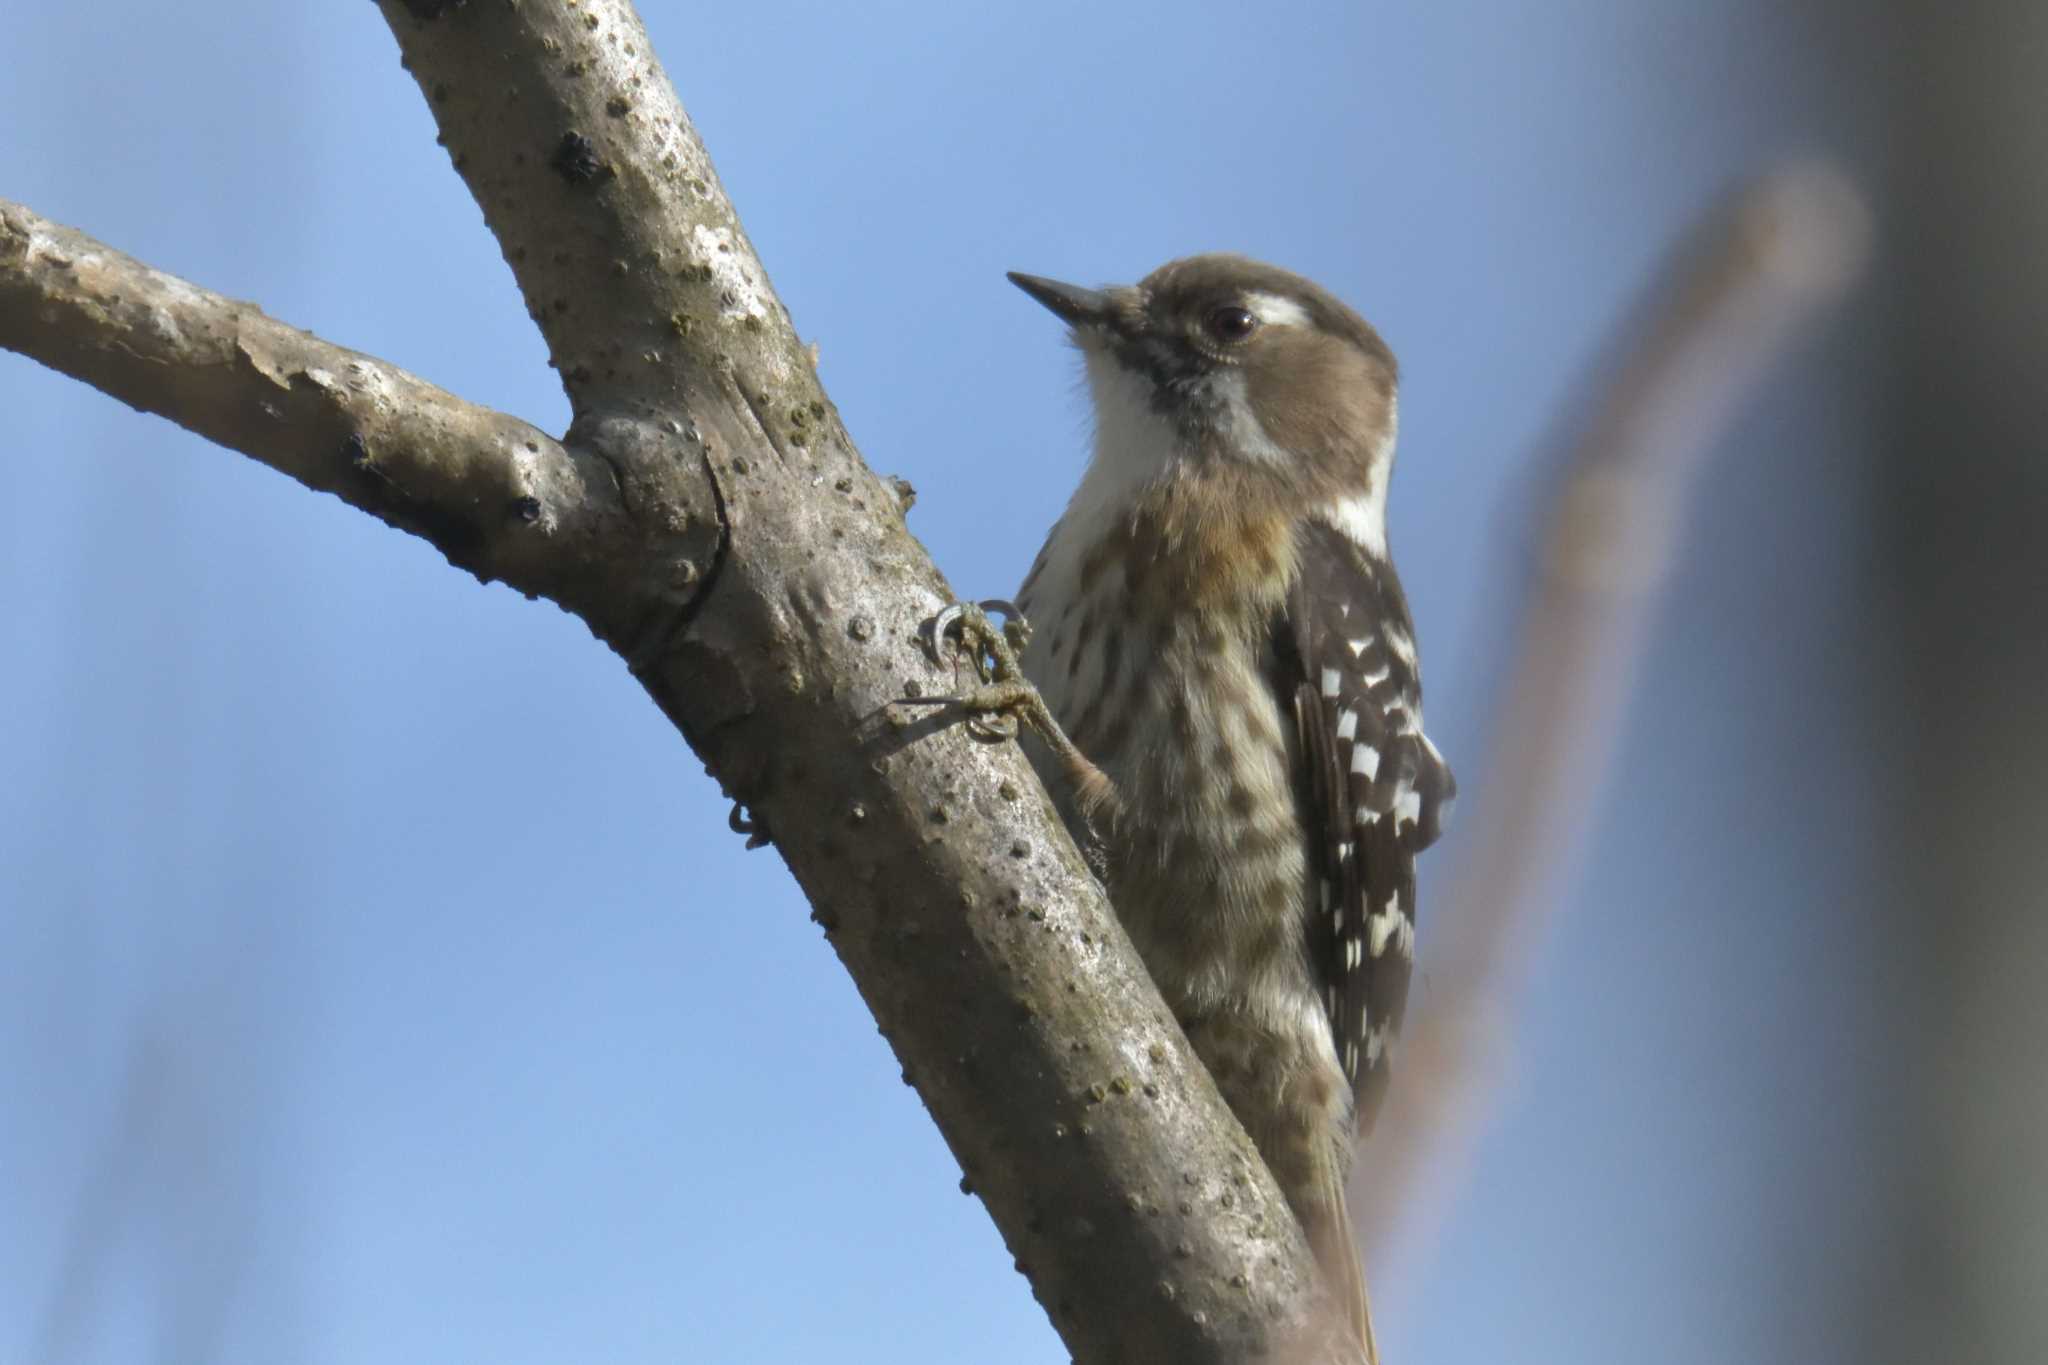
[1245,291,1311,328]
[1207,368,1294,465]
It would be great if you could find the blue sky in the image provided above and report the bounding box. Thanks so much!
[1,4,1895,1361]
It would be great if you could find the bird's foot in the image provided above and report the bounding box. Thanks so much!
[927,599,1039,741]
[922,600,1121,831]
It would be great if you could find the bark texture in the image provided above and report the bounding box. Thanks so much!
[2,2,1364,1359]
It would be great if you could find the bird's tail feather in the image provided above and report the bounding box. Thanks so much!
[1307,1167,1378,1365]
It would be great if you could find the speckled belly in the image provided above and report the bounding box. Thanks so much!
[1022,593,1320,1029]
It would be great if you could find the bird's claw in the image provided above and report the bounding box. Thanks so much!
[918,599,1123,837]
[922,600,1043,743]
[965,708,1019,743]
[927,599,1030,684]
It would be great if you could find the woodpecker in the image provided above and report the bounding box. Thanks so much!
[1003,255,1454,1360]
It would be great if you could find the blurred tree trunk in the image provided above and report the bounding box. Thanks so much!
[1886,0,2048,1357]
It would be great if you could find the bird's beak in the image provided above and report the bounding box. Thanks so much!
[1006,271,1114,328]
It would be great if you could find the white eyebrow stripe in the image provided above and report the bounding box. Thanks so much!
[1245,292,1311,327]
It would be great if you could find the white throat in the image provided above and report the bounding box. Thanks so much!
[1022,347,1399,608]
[1015,347,1180,622]
[1075,344,1184,514]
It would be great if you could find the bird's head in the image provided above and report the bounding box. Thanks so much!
[1007,254,1400,533]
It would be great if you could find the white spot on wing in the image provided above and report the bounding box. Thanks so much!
[1350,744,1380,781]
[1394,788,1422,828]
[1321,668,1341,698]
[1362,663,1392,687]
[1368,895,1412,959]
[1368,908,1397,958]
[1336,709,1358,741]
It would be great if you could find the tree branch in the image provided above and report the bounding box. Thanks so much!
[2,2,1366,1359]
[0,198,639,602]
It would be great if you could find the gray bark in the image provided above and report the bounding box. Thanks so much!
[1,2,1359,1359]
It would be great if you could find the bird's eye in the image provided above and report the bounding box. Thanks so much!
[1205,305,1258,343]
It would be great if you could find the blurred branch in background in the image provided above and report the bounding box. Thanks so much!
[1361,165,1872,1260]
[31,971,277,1364]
